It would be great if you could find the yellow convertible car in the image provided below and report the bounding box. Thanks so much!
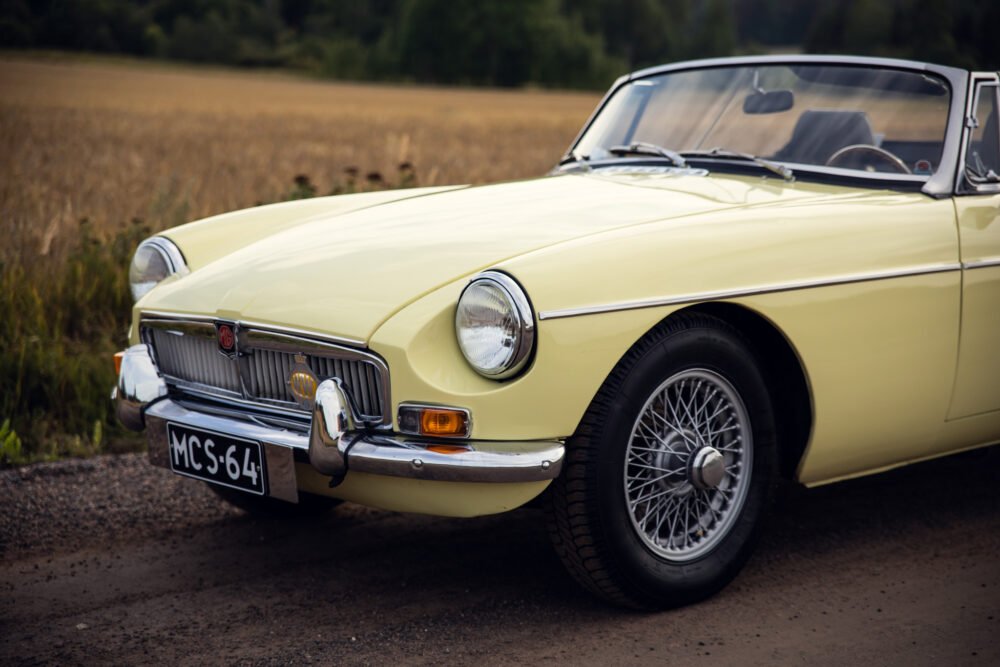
[114,55,1000,608]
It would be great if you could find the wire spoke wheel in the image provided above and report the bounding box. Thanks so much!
[546,314,776,608]
[624,368,752,562]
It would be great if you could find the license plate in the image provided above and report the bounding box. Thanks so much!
[166,422,267,496]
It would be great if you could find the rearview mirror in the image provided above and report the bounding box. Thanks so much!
[743,89,794,115]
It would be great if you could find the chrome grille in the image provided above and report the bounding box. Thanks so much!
[248,348,295,402]
[142,318,388,422]
[307,355,382,414]
[150,329,241,393]
[245,349,384,418]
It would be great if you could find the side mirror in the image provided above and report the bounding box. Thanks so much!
[743,89,794,115]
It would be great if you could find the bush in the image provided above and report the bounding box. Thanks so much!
[0,218,146,464]
[0,169,417,465]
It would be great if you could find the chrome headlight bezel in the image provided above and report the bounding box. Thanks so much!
[455,271,536,380]
[129,237,189,302]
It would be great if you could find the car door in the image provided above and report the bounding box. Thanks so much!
[948,73,1000,420]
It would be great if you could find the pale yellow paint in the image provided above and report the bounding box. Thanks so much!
[130,169,1000,506]
[158,186,464,271]
[369,277,678,441]
[800,420,1000,487]
[739,275,959,484]
[295,463,551,517]
[948,193,1000,419]
[138,173,836,343]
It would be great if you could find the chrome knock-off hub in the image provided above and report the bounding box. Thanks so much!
[689,446,726,489]
[623,369,753,562]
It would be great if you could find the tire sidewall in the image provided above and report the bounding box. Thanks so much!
[594,324,777,606]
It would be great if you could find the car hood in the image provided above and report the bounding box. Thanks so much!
[141,171,834,342]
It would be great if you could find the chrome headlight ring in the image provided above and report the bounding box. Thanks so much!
[455,271,536,380]
[129,237,189,302]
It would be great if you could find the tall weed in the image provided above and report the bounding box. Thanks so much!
[1,170,415,464]
[1,219,148,462]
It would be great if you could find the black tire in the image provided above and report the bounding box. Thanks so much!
[545,313,777,609]
[210,484,343,517]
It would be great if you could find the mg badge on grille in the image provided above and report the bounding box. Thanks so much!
[288,357,319,409]
[215,322,237,356]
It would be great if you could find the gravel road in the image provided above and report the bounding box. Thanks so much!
[2,449,998,666]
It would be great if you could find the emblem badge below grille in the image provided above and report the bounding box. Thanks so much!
[288,356,320,409]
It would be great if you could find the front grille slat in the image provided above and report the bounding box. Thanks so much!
[280,352,292,401]
[365,365,379,417]
[262,351,273,399]
[145,324,385,421]
[349,361,360,412]
[150,329,240,394]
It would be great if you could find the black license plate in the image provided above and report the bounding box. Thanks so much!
[166,422,267,496]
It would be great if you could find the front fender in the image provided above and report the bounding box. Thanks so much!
[369,276,679,441]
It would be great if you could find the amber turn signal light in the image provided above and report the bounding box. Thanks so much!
[397,405,470,438]
[114,351,125,376]
[421,409,467,436]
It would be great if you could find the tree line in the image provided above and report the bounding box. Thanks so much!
[1,0,997,88]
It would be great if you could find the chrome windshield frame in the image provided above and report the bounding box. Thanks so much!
[563,55,969,198]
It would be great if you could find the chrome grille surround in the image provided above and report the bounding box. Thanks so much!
[140,314,390,426]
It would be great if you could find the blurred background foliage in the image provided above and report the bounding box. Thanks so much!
[0,171,414,465]
[1,0,997,89]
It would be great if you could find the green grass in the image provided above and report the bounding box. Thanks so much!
[0,171,417,466]
[1,218,147,464]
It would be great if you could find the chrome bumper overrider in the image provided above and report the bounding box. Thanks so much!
[114,344,564,485]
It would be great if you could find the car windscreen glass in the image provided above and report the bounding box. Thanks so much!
[574,65,951,178]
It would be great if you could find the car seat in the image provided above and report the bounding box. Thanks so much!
[772,110,876,165]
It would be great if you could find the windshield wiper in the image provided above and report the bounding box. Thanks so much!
[559,149,592,172]
[608,142,687,168]
[681,148,794,182]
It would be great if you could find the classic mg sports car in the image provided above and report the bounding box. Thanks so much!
[114,55,1000,608]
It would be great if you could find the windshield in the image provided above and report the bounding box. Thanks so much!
[575,64,951,178]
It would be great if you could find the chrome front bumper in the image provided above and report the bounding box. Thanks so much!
[114,344,564,488]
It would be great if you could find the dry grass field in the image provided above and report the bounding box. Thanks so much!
[0,56,599,265]
[0,54,599,460]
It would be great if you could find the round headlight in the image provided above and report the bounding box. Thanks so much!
[455,271,535,379]
[129,237,188,302]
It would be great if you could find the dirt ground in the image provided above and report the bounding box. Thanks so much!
[1,449,998,666]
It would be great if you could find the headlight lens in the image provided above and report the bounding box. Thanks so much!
[129,237,188,301]
[455,271,535,379]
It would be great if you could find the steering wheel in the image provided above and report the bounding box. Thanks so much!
[826,144,911,174]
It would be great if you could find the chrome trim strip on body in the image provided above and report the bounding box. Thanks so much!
[146,398,310,451]
[140,310,367,348]
[142,319,216,338]
[144,397,564,484]
[171,382,309,419]
[240,328,378,363]
[963,257,1000,270]
[172,396,310,433]
[537,263,962,321]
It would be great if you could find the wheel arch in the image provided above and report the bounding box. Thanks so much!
[664,302,814,481]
